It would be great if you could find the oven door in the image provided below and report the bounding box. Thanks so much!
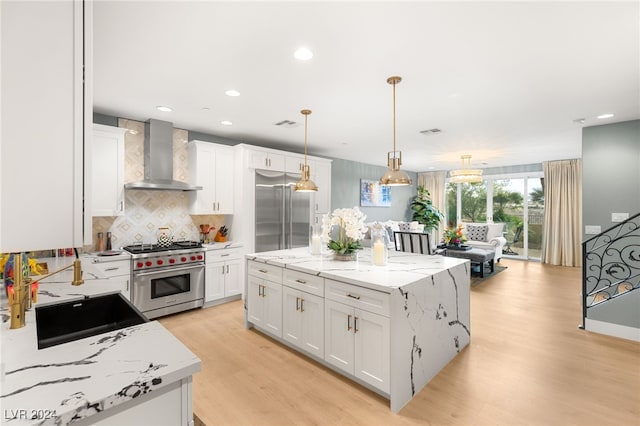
[132,264,204,317]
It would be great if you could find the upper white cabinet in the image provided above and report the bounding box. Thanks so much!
[0,0,92,251]
[249,150,285,171]
[188,141,234,215]
[92,125,126,217]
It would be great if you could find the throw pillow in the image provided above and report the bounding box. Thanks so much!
[398,222,412,231]
[466,224,489,242]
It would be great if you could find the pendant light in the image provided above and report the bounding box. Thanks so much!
[380,76,412,186]
[294,109,318,192]
[449,155,483,183]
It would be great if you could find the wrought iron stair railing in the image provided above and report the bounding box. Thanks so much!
[581,212,640,329]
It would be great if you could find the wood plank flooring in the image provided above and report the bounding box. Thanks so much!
[160,259,640,425]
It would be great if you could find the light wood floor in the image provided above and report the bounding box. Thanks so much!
[160,259,640,426]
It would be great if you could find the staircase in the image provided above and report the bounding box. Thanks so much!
[581,212,640,335]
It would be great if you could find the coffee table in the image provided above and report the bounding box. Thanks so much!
[443,247,495,278]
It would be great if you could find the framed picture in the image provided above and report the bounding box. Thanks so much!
[360,179,391,207]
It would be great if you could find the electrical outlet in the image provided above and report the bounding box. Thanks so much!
[585,225,601,235]
[612,213,629,222]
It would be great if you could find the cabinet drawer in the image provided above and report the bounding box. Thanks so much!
[247,260,282,283]
[91,260,130,278]
[283,269,324,297]
[207,248,242,263]
[325,280,390,317]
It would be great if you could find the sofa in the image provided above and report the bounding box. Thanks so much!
[460,222,507,261]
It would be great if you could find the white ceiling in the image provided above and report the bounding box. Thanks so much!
[93,1,640,173]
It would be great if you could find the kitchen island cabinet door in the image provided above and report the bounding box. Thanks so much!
[92,124,126,216]
[1,0,91,251]
[247,275,282,338]
[324,299,355,375]
[354,309,390,394]
[282,286,324,358]
[223,257,242,297]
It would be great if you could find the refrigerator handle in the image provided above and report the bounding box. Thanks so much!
[289,186,294,248]
[280,183,286,250]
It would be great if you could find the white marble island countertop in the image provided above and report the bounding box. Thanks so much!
[246,247,469,292]
[0,257,201,425]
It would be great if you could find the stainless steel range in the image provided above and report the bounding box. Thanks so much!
[123,241,205,319]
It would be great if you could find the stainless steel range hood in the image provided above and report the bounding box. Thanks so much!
[124,119,202,191]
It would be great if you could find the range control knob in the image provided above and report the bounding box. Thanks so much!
[157,260,164,265]
[169,258,176,264]
[137,262,144,268]
[190,256,196,261]
[145,261,152,267]
[181,257,187,262]
[197,255,203,260]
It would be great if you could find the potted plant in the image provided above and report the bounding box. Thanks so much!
[410,186,444,232]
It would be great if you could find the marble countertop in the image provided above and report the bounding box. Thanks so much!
[0,257,201,425]
[202,241,242,251]
[246,247,468,293]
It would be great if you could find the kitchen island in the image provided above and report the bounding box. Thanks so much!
[1,256,200,426]
[244,247,470,412]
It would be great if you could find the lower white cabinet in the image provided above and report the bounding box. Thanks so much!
[247,275,282,338]
[205,249,242,303]
[324,299,390,393]
[282,286,324,358]
[90,258,131,300]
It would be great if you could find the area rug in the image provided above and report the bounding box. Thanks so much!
[470,263,507,287]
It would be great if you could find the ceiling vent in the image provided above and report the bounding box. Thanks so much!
[420,128,442,135]
[274,120,300,128]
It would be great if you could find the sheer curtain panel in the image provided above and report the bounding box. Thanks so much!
[417,171,447,246]
[541,159,583,266]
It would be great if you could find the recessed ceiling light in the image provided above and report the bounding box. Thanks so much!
[156,105,173,112]
[573,118,586,124]
[294,47,313,61]
[202,107,211,111]
[225,90,240,97]
[220,120,233,126]
[597,113,615,119]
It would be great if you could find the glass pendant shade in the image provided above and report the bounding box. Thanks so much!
[449,155,483,184]
[295,109,318,192]
[380,76,411,187]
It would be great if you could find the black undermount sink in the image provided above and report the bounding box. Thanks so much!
[36,292,148,350]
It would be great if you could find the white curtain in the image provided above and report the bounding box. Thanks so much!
[417,171,447,246]
[541,159,582,266]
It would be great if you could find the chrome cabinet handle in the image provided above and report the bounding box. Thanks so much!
[258,269,268,273]
[300,298,304,312]
[295,279,306,284]
[354,316,359,333]
[347,314,352,331]
[104,267,119,272]
[222,265,225,274]
[347,293,361,300]
[226,265,229,273]
[221,253,230,257]
[296,297,300,311]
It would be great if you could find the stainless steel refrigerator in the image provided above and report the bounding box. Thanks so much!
[255,170,311,252]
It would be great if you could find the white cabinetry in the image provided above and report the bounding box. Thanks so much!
[247,261,283,338]
[205,248,242,303]
[188,141,234,214]
[323,280,390,393]
[249,149,285,171]
[89,258,131,300]
[1,0,92,251]
[282,270,324,358]
[92,125,126,216]
[311,159,332,215]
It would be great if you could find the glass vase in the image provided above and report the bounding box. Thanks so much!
[370,225,389,266]
[309,224,322,255]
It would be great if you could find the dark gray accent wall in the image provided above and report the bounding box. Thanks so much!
[330,158,416,222]
[583,119,640,330]
[93,112,118,127]
[187,131,239,146]
[582,119,640,240]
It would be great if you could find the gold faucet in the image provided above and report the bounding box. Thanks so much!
[8,252,84,329]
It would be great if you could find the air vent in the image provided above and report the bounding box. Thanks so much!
[274,120,300,128]
[420,128,442,135]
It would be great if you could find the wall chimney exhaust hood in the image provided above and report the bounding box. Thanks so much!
[124,119,202,191]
